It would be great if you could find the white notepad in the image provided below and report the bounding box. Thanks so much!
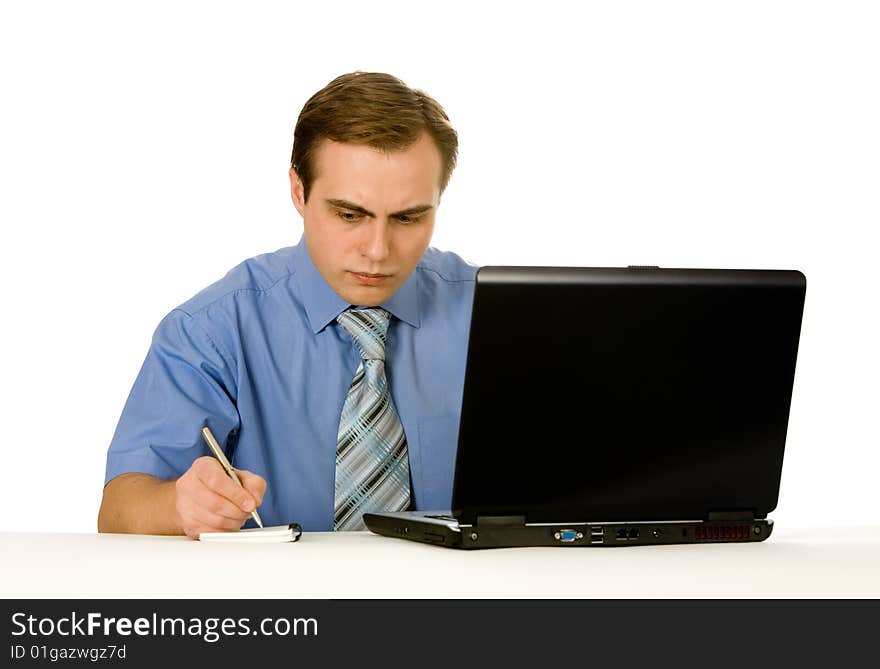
[198,523,302,543]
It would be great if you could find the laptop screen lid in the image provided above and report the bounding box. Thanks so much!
[451,266,806,527]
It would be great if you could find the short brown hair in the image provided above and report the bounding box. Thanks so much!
[291,72,458,201]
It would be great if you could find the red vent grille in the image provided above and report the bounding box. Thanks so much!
[695,525,751,541]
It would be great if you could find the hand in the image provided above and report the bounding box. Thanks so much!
[174,456,267,539]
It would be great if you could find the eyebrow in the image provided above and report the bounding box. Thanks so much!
[325,199,434,219]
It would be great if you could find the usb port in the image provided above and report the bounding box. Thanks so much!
[590,526,604,544]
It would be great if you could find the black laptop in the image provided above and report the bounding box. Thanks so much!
[364,265,806,548]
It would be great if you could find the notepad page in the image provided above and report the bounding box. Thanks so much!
[198,525,298,542]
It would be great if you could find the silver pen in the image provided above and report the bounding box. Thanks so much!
[200,426,264,528]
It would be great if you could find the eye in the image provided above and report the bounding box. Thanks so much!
[336,210,362,223]
[395,214,420,225]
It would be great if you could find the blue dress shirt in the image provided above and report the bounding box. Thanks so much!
[104,236,477,530]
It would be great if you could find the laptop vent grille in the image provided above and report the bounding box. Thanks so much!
[695,525,752,541]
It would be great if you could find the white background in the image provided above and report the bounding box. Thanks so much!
[1,1,877,533]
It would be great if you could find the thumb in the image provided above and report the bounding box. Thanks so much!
[235,469,267,506]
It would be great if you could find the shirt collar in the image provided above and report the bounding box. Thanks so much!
[293,235,421,334]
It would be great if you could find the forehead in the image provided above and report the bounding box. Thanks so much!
[310,133,443,205]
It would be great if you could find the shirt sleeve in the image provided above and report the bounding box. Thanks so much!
[104,308,241,485]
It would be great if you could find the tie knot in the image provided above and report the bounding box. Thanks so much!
[337,308,390,361]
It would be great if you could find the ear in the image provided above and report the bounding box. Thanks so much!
[289,168,306,218]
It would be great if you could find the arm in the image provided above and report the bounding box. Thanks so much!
[98,472,182,535]
[98,458,266,538]
[102,308,257,537]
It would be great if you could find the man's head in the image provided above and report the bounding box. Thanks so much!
[289,72,458,306]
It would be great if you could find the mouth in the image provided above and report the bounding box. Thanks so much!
[348,271,392,287]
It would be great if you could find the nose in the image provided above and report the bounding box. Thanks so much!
[360,219,391,264]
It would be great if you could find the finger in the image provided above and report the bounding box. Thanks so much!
[175,463,249,521]
[235,470,267,505]
[177,500,245,539]
[189,506,249,533]
[190,485,254,522]
[196,462,258,513]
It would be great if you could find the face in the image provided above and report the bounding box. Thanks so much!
[289,132,442,306]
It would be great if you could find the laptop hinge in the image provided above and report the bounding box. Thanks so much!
[476,515,526,527]
[707,510,756,521]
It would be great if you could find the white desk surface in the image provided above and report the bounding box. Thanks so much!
[2,526,878,598]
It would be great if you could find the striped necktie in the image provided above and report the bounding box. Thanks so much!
[334,308,411,530]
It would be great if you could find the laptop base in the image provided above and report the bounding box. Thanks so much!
[364,512,773,549]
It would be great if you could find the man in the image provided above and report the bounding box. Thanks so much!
[98,72,475,538]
